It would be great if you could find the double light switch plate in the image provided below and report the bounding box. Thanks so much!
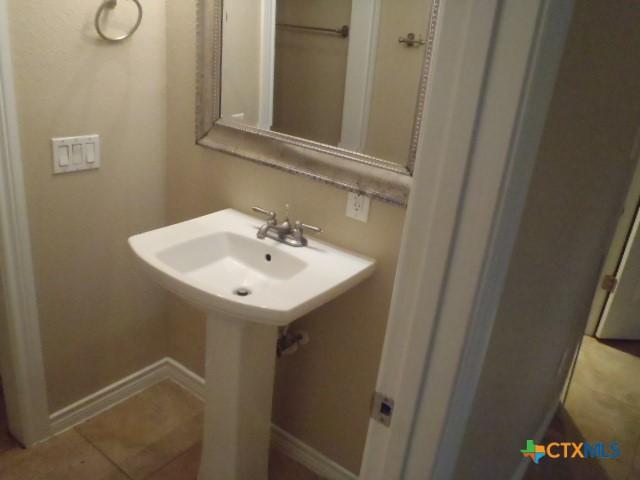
[52,135,100,174]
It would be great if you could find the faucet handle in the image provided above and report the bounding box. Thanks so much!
[292,221,322,247]
[252,206,277,223]
[294,221,322,236]
[299,222,322,234]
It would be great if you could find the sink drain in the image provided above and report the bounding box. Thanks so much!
[233,287,251,297]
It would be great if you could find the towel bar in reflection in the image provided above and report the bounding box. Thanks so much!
[276,23,350,38]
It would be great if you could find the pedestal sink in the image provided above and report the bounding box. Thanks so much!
[128,209,375,480]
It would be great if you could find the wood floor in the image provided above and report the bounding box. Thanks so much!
[0,380,322,479]
[526,336,640,480]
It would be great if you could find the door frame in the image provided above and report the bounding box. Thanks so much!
[258,0,276,130]
[339,0,382,151]
[359,0,574,477]
[0,0,50,446]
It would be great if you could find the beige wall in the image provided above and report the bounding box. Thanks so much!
[365,0,431,164]
[167,1,405,473]
[455,1,640,477]
[273,0,352,145]
[8,0,168,411]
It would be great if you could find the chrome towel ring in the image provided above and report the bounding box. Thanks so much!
[95,0,143,42]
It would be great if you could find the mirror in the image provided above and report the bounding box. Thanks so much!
[196,0,439,205]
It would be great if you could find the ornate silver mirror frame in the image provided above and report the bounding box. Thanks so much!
[196,0,440,206]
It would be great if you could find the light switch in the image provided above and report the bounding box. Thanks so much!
[52,135,100,174]
[85,143,96,164]
[72,144,83,165]
[57,145,70,167]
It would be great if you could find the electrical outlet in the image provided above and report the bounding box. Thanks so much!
[346,192,370,222]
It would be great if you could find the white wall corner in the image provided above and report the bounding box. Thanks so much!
[0,0,51,446]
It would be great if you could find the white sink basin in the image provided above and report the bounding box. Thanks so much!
[129,209,375,326]
[128,208,375,480]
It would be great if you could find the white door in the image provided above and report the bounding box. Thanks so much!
[597,202,640,339]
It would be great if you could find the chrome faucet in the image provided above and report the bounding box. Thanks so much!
[252,206,322,247]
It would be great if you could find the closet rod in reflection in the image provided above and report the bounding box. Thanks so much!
[276,23,350,38]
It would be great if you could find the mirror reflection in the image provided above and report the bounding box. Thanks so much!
[220,0,433,167]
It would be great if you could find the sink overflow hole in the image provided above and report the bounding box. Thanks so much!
[265,254,272,262]
[234,287,251,297]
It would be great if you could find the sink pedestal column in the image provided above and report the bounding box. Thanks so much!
[198,313,278,480]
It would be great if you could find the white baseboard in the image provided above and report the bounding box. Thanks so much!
[50,359,171,434]
[511,399,560,480]
[49,357,356,480]
[271,424,357,480]
[163,358,205,399]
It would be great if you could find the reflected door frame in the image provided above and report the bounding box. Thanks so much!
[339,0,382,151]
[263,0,381,149]
[259,0,276,130]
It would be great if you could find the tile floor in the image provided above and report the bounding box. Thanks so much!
[526,336,640,480]
[0,380,321,479]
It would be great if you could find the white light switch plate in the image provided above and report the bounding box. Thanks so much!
[346,192,370,223]
[52,135,100,174]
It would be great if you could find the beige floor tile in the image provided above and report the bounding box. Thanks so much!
[525,404,629,480]
[527,338,640,480]
[629,442,640,480]
[526,456,621,480]
[572,337,640,412]
[566,382,640,455]
[0,429,16,455]
[269,449,323,480]
[566,382,640,478]
[146,444,323,480]
[1,379,320,480]
[77,380,203,479]
[146,443,202,480]
[0,429,127,480]
[0,392,20,455]
[141,380,204,420]
[527,382,640,480]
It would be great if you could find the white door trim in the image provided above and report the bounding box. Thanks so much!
[339,0,381,151]
[258,0,275,130]
[359,0,574,478]
[0,0,51,446]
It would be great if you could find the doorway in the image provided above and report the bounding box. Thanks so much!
[586,149,640,341]
[526,153,640,479]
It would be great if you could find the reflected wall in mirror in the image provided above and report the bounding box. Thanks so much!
[220,0,434,168]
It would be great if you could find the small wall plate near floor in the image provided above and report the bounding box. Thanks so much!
[52,135,100,174]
